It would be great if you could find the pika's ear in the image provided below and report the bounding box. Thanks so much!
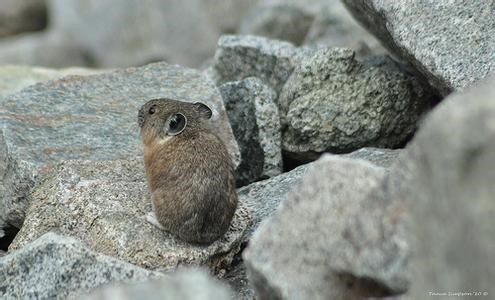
[194,102,212,119]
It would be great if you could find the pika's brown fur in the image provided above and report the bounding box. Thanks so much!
[138,98,237,245]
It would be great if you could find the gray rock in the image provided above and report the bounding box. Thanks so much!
[280,48,433,157]
[303,0,387,58]
[224,261,255,300]
[220,77,282,185]
[0,0,47,38]
[0,65,104,96]
[9,158,252,273]
[387,77,495,298]
[213,35,298,93]
[79,268,233,300]
[0,232,160,299]
[239,3,315,46]
[0,61,238,229]
[343,0,495,96]
[244,155,409,299]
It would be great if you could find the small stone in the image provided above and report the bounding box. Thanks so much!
[0,232,160,299]
[213,35,298,94]
[220,77,282,185]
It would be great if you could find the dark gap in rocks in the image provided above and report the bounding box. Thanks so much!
[0,224,19,251]
[336,272,400,298]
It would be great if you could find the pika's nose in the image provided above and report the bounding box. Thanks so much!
[137,109,145,128]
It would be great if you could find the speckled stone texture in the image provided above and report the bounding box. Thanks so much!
[79,268,233,300]
[244,155,409,300]
[0,232,160,300]
[386,77,495,298]
[220,77,282,186]
[0,62,239,229]
[9,158,252,273]
[279,48,433,157]
[213,35,298,94]
[343,0,495,96]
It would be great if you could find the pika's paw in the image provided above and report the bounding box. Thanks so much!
[145,212,165,230]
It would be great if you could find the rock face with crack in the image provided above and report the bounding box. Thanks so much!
[0,232,160,299]
[8,159,252,272]
[79,268,233,300]
[279,48,433,158]
[386,77,495,298]
[220,77,282,186]
[243,155,409,300]
[343,0,495,95]
[0,62,238,229]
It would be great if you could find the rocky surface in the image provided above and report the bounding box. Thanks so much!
[213,35,298,94]
[343,0,495,95]
[244,155,409,299]
[342,147,400,169]
[79,268,233,300]
[220,77,282,185]
[0,65,104,96]
[386,77,495,298]
[239,2,314,46]
[279,48,433,157]
[0,62,239,229]
[9,159,252,272]
[0,0,47,38]
[0,232,160,299]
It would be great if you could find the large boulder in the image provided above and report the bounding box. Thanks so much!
[387,77,495,298]
[213,35,298,94]
[343,0,495,95]
[279,48,433,158]
[79,268,233,300]
[9,158,252,273]
[0,62,238,229]
[220,77,282,185]
[244,155,409,299]
[0,232,160,299]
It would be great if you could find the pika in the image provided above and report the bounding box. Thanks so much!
[138,98,237,245]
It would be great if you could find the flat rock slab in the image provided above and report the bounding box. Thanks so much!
[343,0,495,95]
[9,159,252,273]
[0,232,160,299]
[0,62,238,228]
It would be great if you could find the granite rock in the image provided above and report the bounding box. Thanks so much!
[244,155,409,299]
[220,77,282,185]
[213,35,298,94]
[0,232,160,299]
[280,48,433,157]
[0,61,238,229]
[343,0,495,95]
[9,158,252,273]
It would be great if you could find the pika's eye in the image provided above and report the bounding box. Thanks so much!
[167,113,187,135]
[148,106,156,114]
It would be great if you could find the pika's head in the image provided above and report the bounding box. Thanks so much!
[138,98,212,145]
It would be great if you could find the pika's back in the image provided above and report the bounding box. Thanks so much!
[138,98,237,244]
